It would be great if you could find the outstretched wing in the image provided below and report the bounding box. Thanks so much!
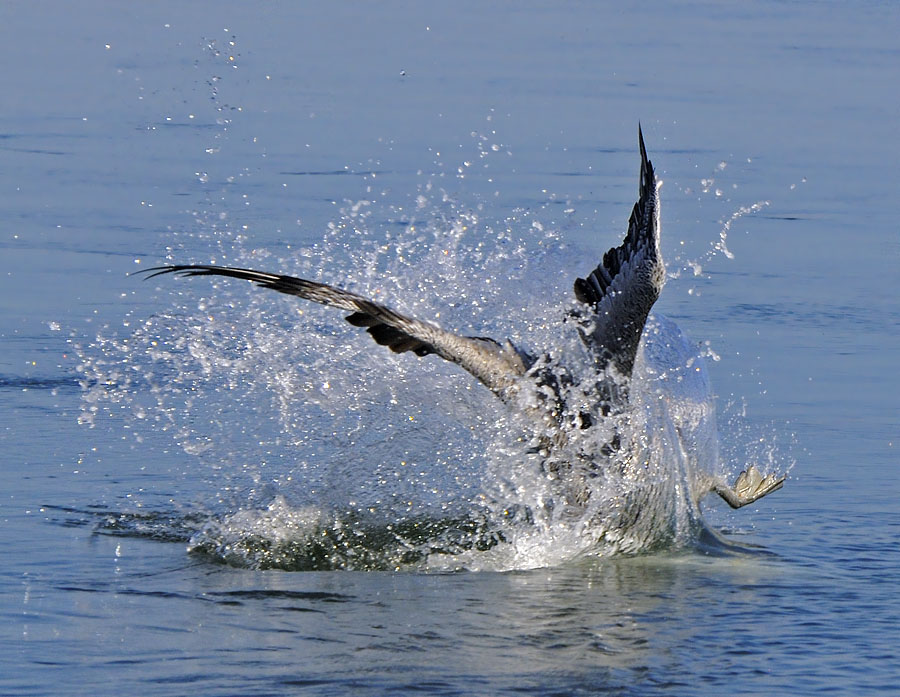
[140,265,530,399]
[573,125,665,377]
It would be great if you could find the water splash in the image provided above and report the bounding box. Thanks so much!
[75,45,783,568]
[77,177,769,571]
[713,200,770,260]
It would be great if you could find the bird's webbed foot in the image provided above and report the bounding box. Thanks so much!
[713,465,785,509]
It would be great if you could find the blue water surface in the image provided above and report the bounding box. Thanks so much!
[2,2,898,695]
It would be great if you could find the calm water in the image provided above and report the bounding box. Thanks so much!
[2,2,898,695]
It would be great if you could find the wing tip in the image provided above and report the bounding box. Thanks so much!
[638,124,654,193]
[133,265,180,280]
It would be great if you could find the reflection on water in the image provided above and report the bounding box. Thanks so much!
[22,515,794,695]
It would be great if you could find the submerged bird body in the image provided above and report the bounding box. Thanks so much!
[143,129,784,518]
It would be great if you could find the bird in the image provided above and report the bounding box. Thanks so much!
[141,127,784,513]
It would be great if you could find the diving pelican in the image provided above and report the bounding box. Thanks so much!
[142,128,784,511]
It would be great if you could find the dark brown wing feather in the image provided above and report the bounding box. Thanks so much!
[573,125,665,377]
[140,265,528,399]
